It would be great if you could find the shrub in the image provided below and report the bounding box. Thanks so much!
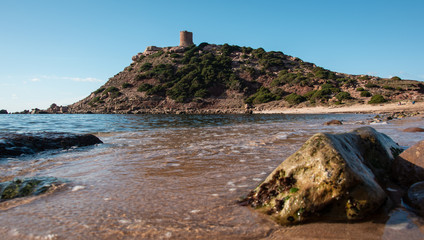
[303,90,317,100]
[140,63,153,72]
[382,85,394,90]
[170,53,181,58]
[284,93,306,105]
[146,85,166,96]
[149,64,176,83]
[313,67,329,79]
[194,89,209,98]
[396,87,404,91]
[356,87,365,92]
[360,91,372,97]
[137,83,153,92]
[90,96,103,105]
[122,83,133,89]
[135,74,148,81]
[103,86,121,98]
[391,76,401,81]
[197,42,209,50]
[310,88,332,101]
[365,83,378,88]
[368,94,386,104]
[245,87,280,104]
[103,86,119,94]
[335,92,352,102]
[93,87,105,94]
[321,83,334,89]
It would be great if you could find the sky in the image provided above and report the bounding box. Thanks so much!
[1,0,423,112]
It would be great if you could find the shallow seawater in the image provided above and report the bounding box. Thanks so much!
[0,114,423,239]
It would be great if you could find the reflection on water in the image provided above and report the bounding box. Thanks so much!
[0,114,423,239]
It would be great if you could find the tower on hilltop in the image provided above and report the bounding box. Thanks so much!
[179,31,193,47]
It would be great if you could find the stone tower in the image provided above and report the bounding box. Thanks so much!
[179,31,193,47]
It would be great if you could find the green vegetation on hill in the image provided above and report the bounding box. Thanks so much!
[80,42,424,113]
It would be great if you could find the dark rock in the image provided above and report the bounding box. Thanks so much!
[402,127,424,132]
[0,109,7,114]
[241,127,402,225]
[0,132,103,158]
[324,120,343,125]
[405,181,424,216]
[391,140,424,187]
[0,177,64,201]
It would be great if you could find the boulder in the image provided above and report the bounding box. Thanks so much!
[405,181,424,216]
[0,177,64,201]
[241,127,402,225]
[0,132,103,158]
[324,120,343,125]
[402,127,424,132]
[391,140,424,187]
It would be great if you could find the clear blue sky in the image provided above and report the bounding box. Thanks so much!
[1,0,423,112]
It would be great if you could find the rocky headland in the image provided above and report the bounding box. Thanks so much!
[65,42,424,114]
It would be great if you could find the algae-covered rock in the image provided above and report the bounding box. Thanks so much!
[241,127,402,225]
[0,177,64,201]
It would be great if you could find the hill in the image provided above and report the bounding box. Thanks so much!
[68,43,424,114]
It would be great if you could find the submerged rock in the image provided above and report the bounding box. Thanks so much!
[405,182,424,216]
[0,177,64,201]
[241,127,402,225]
[324,120,343,125]
[392,140,424,187]
[0,132,103,158]
[402,127,424,132]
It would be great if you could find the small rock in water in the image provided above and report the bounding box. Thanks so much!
[405,181,424,216]
[391,139,424,187]
[402,127,424,132]
[0,177,64,201]
[0,132,103,158]
[324,120,343,125]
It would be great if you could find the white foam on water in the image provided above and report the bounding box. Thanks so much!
[118,219,131,224]
[71,185,85,192]
[384,222,409,231]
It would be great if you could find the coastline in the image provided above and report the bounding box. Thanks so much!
[254,101,424,114]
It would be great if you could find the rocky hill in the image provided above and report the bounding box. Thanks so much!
[68,43,424,114]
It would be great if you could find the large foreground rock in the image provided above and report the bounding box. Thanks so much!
[241,127,402,225]
[0,177,64,201]
[0,132,103,158]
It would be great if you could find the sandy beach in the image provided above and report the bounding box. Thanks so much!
[255,101,424,114]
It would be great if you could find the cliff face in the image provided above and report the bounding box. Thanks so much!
[68,43,424,114]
